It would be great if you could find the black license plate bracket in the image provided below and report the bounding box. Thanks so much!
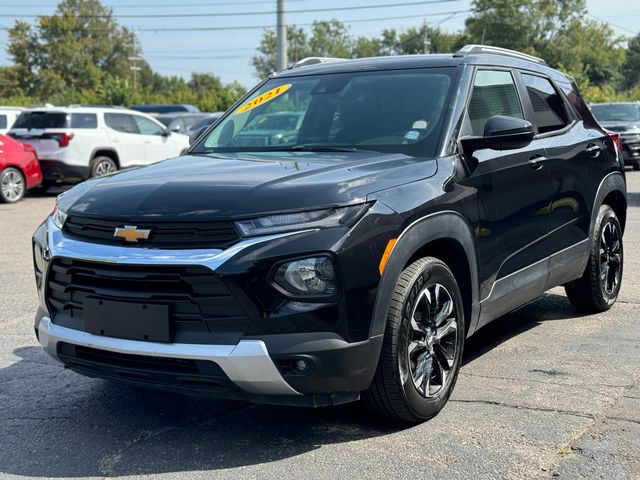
[84,298,170,343]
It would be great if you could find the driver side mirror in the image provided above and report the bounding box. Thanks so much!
[161,128,171,137]
[461,115,534,154]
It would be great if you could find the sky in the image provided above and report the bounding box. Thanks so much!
[0,0,638,88]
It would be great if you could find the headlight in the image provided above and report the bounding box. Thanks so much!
[273,256,337,297]
[51,204,68,229]
[234,204,369,237]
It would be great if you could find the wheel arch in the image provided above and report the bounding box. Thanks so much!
[369,211,480,341]
[591,172,627,236]
[91,148,120,169]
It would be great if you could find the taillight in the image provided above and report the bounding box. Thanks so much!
[22,143,37,156]
[56,133,74,147]
[606,130,623,153]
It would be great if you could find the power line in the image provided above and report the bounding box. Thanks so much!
[0,9,473,32]
[587,13,638,35]
[2,0,309,7]
[0,0,463,18]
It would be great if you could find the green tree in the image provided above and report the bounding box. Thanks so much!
[7,0,140,99]
[252,20,386,78]
[622,33,640,90]
[381,25,466,55]
[465,0,586,55]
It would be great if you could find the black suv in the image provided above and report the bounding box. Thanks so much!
[33,45,627,422]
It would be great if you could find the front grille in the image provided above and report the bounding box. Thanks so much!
[47,258,249,344]
[63,216,240,249]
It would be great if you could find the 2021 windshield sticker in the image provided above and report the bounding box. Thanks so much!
[235,84,292,115]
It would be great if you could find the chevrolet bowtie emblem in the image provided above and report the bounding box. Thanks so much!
[114,225,151,243]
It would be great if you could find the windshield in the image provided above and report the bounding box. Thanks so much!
[591,104,640,122]
[192,68,455,157]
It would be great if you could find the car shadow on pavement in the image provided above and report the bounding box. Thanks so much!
[1,345,405,477]
[1,292,585,478]
[463,292,587,366]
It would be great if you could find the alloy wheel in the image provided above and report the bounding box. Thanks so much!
[1,169,25,202]
[402,283,459,397]
[95,160,116,176]
[600,220,622,295]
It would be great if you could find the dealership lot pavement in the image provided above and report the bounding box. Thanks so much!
[1,177,639,480]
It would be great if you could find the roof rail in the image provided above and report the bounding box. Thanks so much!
[453,44,547,66]
[291,57,348,69]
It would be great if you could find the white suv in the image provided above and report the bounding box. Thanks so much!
[0,106,23,134]
[9,106,189,187]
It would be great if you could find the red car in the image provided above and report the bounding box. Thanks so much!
[0,133,42,203]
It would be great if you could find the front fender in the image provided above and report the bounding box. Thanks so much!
[368,210,480,339]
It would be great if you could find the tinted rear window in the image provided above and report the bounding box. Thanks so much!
[70,113,97,129]
[13,112,69,129]
[0,115,6,129]
[105,113,137,133]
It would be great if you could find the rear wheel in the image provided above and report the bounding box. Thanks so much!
[364,257,465,422]
[90,156,118,178]
[565,205,623,312]
[0,167,25,203]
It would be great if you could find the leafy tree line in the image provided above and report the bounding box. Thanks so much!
[1,0,639,108]
[253,0,640,103]
[0,0,246,110]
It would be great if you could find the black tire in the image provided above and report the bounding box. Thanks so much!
[565,205,623,313]
[364,257,466,423]
[0,167,26,203]
[633,161,640,171]
[90,156,118,178]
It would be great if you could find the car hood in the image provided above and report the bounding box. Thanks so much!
[59,151,438,220]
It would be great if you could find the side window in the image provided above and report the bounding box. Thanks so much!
[70,113,97,129]
[0,115,7,129]
[468,70,524,136]
[134,116,164,136]
[105,113,137,134]
[521,74,569,134]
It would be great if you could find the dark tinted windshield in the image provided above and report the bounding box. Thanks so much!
[13,112,68,129]
[591,104,640,122]
[192,68,455,157]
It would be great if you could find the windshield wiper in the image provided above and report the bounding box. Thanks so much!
[289,144,362,152]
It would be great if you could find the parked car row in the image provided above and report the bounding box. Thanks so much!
[6,106,189,194]
[0,133,42,203]
[590,102,640,170]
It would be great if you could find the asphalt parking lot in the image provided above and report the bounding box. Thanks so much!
[1,177,639,480]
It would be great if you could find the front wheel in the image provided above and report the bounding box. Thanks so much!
[364,257,465,422]
[565,205,623,312]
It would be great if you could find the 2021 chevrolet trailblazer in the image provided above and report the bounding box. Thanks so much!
[32,46,627,422]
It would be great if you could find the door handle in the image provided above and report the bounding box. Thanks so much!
[528,155,547,170]
[586,143,601,157]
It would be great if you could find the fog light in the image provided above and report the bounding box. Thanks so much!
[274,256,337,297]
[293,359,311,374]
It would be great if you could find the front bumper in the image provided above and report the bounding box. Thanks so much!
[32,210,393,405]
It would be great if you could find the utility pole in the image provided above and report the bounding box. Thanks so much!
[129,34,142,96]
[276,0,287,71]
[423,20,430,54]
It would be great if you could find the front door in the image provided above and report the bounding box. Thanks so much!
[461,69,557,321]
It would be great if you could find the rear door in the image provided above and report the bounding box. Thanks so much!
[132,115,178,164]
[104,113,146,167]
[461,69,556,320]
[516,72,608,285]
